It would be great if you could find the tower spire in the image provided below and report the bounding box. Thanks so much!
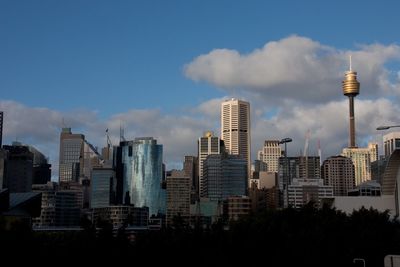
[349,55,352,71]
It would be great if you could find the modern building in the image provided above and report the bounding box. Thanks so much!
[2,143,33,193]
[285,178,333,209]
[203,153,247,202]
[278,156,299,191]
[198,131,222,197]
[341,142,378,185]
[183,155,199,203]
[91,168,116,208]
[383,132,400,158]
[119,137,165,216]
[223,195,251,221]
[166,170,191,226]
[59,128,85,183]
[322,155,355,196]
[221,98,251,182]
[257,140,281,173]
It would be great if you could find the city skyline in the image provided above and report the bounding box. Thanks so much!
[1,1,400,179]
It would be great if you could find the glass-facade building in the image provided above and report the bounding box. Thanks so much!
[59,128,84,183]
[120,137,165,216]
[203,153,247,201]
[91,168,116,208]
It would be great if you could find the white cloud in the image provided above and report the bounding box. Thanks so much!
[184,35,400,103]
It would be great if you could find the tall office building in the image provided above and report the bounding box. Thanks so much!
[91,168,116,208]
[119,137,165,216]
[0,111,3,148]
[59,128,85,183]
[221,98,251,182]
[203,153,247,202]
[383,132,400,158]
[166,170,191,226]
[257,140,282,173]
[183,155,199,203]
[198,131,222,197]
[341,142,378,185]
[322,155,355,196]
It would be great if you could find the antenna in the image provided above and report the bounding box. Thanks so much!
[62,117,66,128]
[349,55,352,71]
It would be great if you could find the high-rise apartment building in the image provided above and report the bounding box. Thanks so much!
[221,98,251,182]
[341,142,378,185]
[322,155,355,196]
[198,131,222,197]
[257,140,281,172]
[59,128,85,183]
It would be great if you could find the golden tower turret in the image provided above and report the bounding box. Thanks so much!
[342,56,360,148]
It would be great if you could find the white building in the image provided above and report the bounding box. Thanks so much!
[221,98,251,181]
[285,178,333,209]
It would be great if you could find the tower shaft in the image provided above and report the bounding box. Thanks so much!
[348,96,356,148]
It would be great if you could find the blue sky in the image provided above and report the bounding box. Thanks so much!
[1,0,400,173]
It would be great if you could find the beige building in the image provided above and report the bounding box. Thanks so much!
[221,98,251,182]
[198,131,221,197]
[257,140,281,173]
[341,142,378,185]
[322,155,355,196]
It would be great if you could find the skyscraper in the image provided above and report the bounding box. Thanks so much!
[91,167,116,208]
[59,128,85,183]
[221,98,251,181]
[198,131,222,197]
[257,140,282,173]
[322,155,355,196]
[342,58,360,148]
[120,137,165,216]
